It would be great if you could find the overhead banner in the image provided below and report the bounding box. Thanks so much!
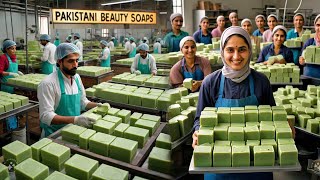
[52,9,157,24]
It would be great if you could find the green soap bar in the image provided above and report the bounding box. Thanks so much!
[149,147,172,173]
[193,145,212,167]
[200,114,218,127]
[89,132,116,156]
[214,140,231,146]
[278,138,295,145]
[231,111,245,123]
[129,93,142,106]
[174,115,193,136]
[274,121,290,128]
[93,120,116,134]
[124,126,149,148]
[109,137,138,163]
[212,146,231,167]
[305,107,315,118]
[92,164,129,180]
[40,142,71,171]
[83,112,102,122]
[178,99,190,110]
[214,126,228,140]
[65,154,99,180]
[287,115,295,127]
[216,123,230,127]
[0,101,13,111]
[168,118,181,141]
[61,125,87,141]
[133,176,149,180]
[134,119,158,136]
[141,95,157,108]
[217,110,230,123]
[231,107,244,111]
[254,145,275,166]
[245,110,259,122]
[14,95,29,106]
[107,107,120,116]
[246,140,260,159]
[198,129,214,145]
[114,123,130,137]
[228,127,244,141]
[258,105,271,110]
[260,121,274,126]
[232,146,250,167]
[261,139,277,157]
[157,97,171,111]
[231,123,245,127]
[276,128,292,140]
[273,110,287,121]
[245,106,258,110]
[244,126,260,140]
[246,122,259,127]
[2,140,32,164]
[298,114,311,128]
[306,119,320,134]
[93,103,110,116]
[15,158,49,180]
[231,141,246,146]
[203,107,217,112]
[117,109,131,123]
[44,171,76,180]
[140,114,161,123]
[0,163,9,179]
[79,129,96,150]
[260,125,275,139]
[31,138,52,161]
[102,115,122,126]
[183,78,192,89]
[130,112,143,125]
[278,144,298,166]
[156,133,172,150]
[259,109,272,121]
[283,104,292,115]
[167,104,181,119]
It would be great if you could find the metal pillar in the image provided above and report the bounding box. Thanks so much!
[25,0,29,74]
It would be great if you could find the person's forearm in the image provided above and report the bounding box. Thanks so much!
[277,59,286,64]
[51,115,75,125]
[86,102,98,110]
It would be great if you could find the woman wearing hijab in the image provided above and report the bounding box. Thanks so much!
[193,16,213,44]
[241,18,261,48]
[229,12,239,26]
[253,15,266,37]
[263,14,278,42]
[299,14,320,78]
[170,36,212,92]
[192,27,276,179]
[99,40,111,67]
[257,25,293,65]
[164,13,189,52]
[211,16,225,38]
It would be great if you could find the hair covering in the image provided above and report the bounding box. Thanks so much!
[255,14,266,21]
[100,40,108,47]
[294,13,305,21]
[129,37,135,42]
[137,43,149,51]
[124,38,128,42]
[74,33,81,39]
[200,16,209,23]
[216,16,225,23]
[272,25,287,36]
[179,36,196,49]
[229,12,238,18]
[55,43,80,61]
[267,14,278,21]
[111,37,115,40]
[241,18,252,26]
[220,26,252,83]
[156,38,161,42]
[143,37,148,41]
[2,40,16,53]
[314,14,320,25]
[40,34,51,41]
[170,13,183,22]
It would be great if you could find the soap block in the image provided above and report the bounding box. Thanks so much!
[141,95,157,108]
[200,113,218,127]
[65,154,99,180]
[2,140,32,164]
[130,112,143,125]
[274,121,290,129]
[141,114,161,124]
[214,126,228,140]
[306,119,320,134]
[92,164,129,180]
[214,140,231,146]
[231,123,245,127]
[109,137,138,163]
[278,144,298,166]
[231,107,244,111]
[83,113,102,122]
[61,125,87,142]
[228,127,244,141]
[124,126,149,148]
[259,105,271,110]
[129,93,142,106]
[15,158,49,180]
[298,114,312,128]
[117,109,131,123]
[0,163,9,180]
[246,140,260,159]
[149,147,172,173]
[231,111,245,123]
[183,78,193,89]
[79,129,96,150]
[114,123,130,137]
[244,126,260,140]
[217,110,230,123]
[259,109,273,121]
[31,138,52,161]
[40,142,71,171]
[253,145,275,166]
[212,146,231,167]
[167,104,181,119]
[278,138,295,145]
[273,110,287,121]
[44,171,76,180]
[193,145,212,167]
[175,115,193,136]
[134,119,158,136]
[93,120,116,134]
[305,107,315,118]
[245,106,258,110]
[261,139,277,157]
[94,103,110,116]
[198,129,214,145]
[260,125,275,139]
[102,115,122,127]
[89,132,116,156]
[231,141,246,146]
[168,118,181,141]
[245,110,259,122]
[232,146,250,167]
[107,107,120,116]
[246,122,259,127]
[156,133,172,150]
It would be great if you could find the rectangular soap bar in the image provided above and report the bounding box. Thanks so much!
[0,163,9,179]
[149,147,172,173]
[306,119,320,134]
[298,114,312,128]
[117,109,131,124]
[79,129,96,150]
[65,154,99,180]
[260,125,275,139]
[61,124,87,142]
[114,123,130,137]
[261,139,277,157]
[278,144,298,166]
[44,171,76,180]
[273,110,287,121]
[193,145,212,167]
[109,137,138,163]
[92,164,129,180]
[89,132,116,156]
[2,140,32,164]
[198,129,214,145]
[130,112,143,125]
[134,119,158,136]
[212,146,231,167]
[244,126,260,140]
[156,133,172,150]
[31,138,52,161]
[200,114,218,127]
[107,107,120,116]
[102,115,122,127]
[168,118,181,141]
[15,158,49,180]
[228,127,244,141]
[40,142,71,171]
[93,120,116,135]
[231,111,245,124]
[259,109,272,121]
[276,127,292,140]
[183,78,193,89]
[232,146,250,167]
[254,145,275,166]
[217,110,230,123]
[245,110,259,122]
[214,126,228,140]
[124,126,149,148]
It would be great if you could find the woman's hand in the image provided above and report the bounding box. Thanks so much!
[299,56,305,65]
[191,80,202,92]
[263,61,268,65]
[192,130,199,148]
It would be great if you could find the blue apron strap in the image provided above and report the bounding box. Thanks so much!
[249,74,255,96]
[57,69,66,94]
[218,74,225,98]
[75,77,82,93]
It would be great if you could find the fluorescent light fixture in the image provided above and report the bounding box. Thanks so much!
[101,0,140,6]
[159,12,167,14]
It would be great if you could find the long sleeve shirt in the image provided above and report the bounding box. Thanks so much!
[257,44,293,63]
[38,70,90,126]
[41,42,57,65]
[0,53,16,77]
[124,41,131,52]
[130,53,157,74]
[193,29,213,44]
[109,41,115,50]
[262,29,273,42]
[100,47,110,59]
[211,28,223,38]
[153,42,162,54]
[75,41,83,61]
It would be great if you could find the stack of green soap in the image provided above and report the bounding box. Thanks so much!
[253,145,275,166]
[89,132,116,156]
[228,127,244,141]
[102,115,122,126]
[134,119,158,136]
[149,147,172,173]
[117,109,131,123]
[15,158,49,180]
[244,126,260,140]
[92,164,129,180]
[31,138,52,161]
[214,126,228,140]
[232,146,250,167]
[278,144,298,166]
[114,123,130,137]
[65,154,99,180]
[109,137,138,163]
[124,126,149,148]
[79,129,96,150]
[0,163,9,179]
[130,112,143,125]
[93,120,116,134]
[40,142,71,171]
[61,125,87,145]
[156,133,172,150]
[168,118,181,141]
[44,171,76,180]
[2,140,32,164]
[198,129,214,145]
[212,146,231,167]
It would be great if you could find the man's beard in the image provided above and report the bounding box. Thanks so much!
[62,66,77,76]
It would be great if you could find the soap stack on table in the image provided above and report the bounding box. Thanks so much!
[76,66,111,77]
[193,105,298,168]
[112,73,170,88]
[6,73,47,90]
[0,91,29,114]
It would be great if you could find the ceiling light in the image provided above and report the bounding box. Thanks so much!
[101,0,140,6]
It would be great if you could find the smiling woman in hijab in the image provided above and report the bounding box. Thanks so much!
[192,27,279,180]
[193,16,213,44]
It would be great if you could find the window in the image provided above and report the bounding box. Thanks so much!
[172,0,184,26]
[102,29,109,37]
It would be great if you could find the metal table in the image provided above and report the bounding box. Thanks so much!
[79,70,114,88]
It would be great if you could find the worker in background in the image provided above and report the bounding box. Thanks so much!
[65,35,72,43]
[193,16,212,44]
[54,35,60,47]
[241,18,261,57]
[142,37,149,45]
[287,13,305,65]
[37,34,57,75]
[170,36,212,92]
[257,25,293,64]
[99,40,111,67]
[193,27,278,180]
[73,33,83,62]
[130,43,157,75]
[109,37,115,50]
[229,12,239,26]
[128,37,137,58]
[38,43,101,137]
[263,14,278,42]
[124,38,131,52]
[211,16,225,38]
[153,38,162,54]
[113,37,118,47]
[253,14,266,37]
[164,13,189,52]
[299,14,320,78]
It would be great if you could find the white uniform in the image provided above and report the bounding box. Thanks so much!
[124,41,131,52]
[129,42,136,54]
[38,71,89,126]
[101,47,110,59]
[41,42,57,66]
[130,53,157,74]
[153,42,162,54]
[109,41,114,50]
[75,40,83,61]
